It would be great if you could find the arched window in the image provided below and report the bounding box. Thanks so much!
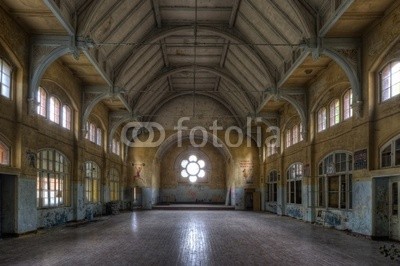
[317,107,327,132]
[109,168,120,201]
[0,141,10,165]
[286,123,302,148]
[266,171,279,202]
[286,163,303,204]
[343,89,353,120]
[381,135,400,168]
[49,96,60,124]
[381,61,400,101]
[36,150,70,208]
[329,99,340,127]
[62,105,71,130]
[84,161,100,203]
[318,152,353,209]
[37,87,47,117]
[0,58,11,99]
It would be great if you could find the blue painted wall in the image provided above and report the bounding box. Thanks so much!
[17,177,37,234]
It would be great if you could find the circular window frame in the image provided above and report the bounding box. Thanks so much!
[175,150,210,183]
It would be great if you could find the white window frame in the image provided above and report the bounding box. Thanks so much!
[36,149,70,208]
[37,87,47,117]
[266,170,279,202]
[380,61,400,102]
[49,96,61,124]
[329,99,340,127]
[0,58,11,99]
[109,168,120,201]
[380,134,400,168]
[62,105,71,130]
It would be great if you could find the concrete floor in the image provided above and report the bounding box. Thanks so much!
[0,211,398,266]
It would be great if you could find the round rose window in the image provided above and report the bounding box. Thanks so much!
[180,155,206,183]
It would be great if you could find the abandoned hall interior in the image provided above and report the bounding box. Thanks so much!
[1,0,400,264]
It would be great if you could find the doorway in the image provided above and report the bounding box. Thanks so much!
[0,174,17,238]
[390,178,400,241]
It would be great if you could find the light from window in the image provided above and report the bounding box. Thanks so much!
[37,87,47,117]
[0,141,10,165]
[329,99,340,127]
[318,107,327,132]
[36,150,70,208]
[96,128,102,146]
[89,123,96,143]
[287,163,302,204]
[0,59,11,98]
[381,61,400,101]
[292,124,299,144]
[180,155,206,183]
[84,161,100,203]
[343,90,353,120]
[266,139,277,157]
[286,130,291,148]
[109,168,120,201]
[49,97,60,124]
[62,105,71,130]
[112,138,120,155]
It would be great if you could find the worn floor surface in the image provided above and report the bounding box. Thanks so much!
[0,211,398,266]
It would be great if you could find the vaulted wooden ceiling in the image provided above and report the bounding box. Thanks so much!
[1,0,397,124]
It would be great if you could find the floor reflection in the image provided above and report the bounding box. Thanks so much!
[180,215,209,264]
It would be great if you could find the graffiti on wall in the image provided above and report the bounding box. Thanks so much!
[132,162,146,186]
[239,160,254,184]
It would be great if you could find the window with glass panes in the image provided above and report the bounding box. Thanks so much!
[109,168,120,201]
[381,61,400,101]
[84,161,100,203]
[329,99,340,126]
[318,107,327,132]
[381,135,400,168]
[267,171,279,202]
[36,150,70,208]
[318,152,353,209]
[0,59,11,98]
[286,163,303,204]
[343,89,353,120]
[37,87,47,117]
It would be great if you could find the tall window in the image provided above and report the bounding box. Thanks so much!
[286,163,303,204]
[49,96,60,124]
[0,141,10,165]
[318,152,353,209]
[381,61,400,101]
[62,105,71,130]
[84,161,100,203]
[343,89,353,120]
[0,59,11,98]
[37,87,47,117]
[329,99,340,126]
[89,123,96,143]
[267,171,279,202]
[36,150,70,208]
[381,135,400,168]
[317,107,327,132]
[96,128,102,146]
[266,139,278,157]
[112,138,120,155]
[109,168,120,201]
[286,130,291,148]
